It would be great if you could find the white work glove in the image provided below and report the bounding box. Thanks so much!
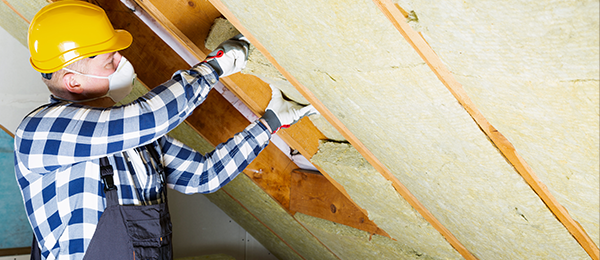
[261,86,319,134]
[205,34,250,77]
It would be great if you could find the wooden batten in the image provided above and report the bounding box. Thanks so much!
[374,1,599,259]
[0,124,14,138]
[186,90,297,212]
[1,0,29,23]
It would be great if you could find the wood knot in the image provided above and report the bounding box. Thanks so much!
[188,1,195,7]
[330,204,337,214]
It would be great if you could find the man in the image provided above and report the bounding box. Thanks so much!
[14,1,316,259]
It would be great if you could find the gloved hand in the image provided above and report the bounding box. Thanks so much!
[205,34,250,77]
[261,85,319,134]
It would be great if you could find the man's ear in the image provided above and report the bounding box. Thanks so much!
[62,73,84,94]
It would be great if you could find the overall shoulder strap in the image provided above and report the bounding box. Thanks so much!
[99,157,116,190]
[144,143,168,202]
[99,157,119,206]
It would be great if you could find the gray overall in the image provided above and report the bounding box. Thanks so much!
[31,145,173,260]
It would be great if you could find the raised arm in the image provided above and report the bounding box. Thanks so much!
[162,121,270,194]
[15,35,250,174]
[14,64,216,174]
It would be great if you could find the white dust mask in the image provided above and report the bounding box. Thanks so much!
[63,57,137,103]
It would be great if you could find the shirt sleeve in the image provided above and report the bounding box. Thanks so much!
[161,120,271,194]
[14,63,218,174]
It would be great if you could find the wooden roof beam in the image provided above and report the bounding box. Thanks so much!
[95,2,390,257]
[290,169,389,238]
[374,1,599,259]
[206,0,476,259]
[95,1,321,257]
[124,0,392,238]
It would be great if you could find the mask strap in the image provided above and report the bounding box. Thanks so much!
[62,68,110,79]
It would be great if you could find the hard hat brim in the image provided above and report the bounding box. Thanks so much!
[31,29,133,74]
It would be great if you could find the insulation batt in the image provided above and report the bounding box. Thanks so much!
[205,18,347,142]
[394,0,600,247]
[297,213,441,260]
[217,0,595,258]
[311,141,462,259]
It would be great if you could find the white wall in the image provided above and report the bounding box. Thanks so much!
[0,26,276,260]
[169,192,278,260]
[0,26,48,134]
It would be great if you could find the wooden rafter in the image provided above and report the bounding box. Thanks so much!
[373,1,599,259]
[290,170,389,238]
[90,1,394,258]
[206,0,476,259]
[94,1,303,256]
[185,90,298,211]
[125,0,392,238]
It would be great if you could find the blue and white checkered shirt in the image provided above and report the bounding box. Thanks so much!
[14,64,271,260]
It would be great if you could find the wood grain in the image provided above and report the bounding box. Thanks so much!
[290,170,390,238]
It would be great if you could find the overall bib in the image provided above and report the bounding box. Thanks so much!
[31,145,173,260]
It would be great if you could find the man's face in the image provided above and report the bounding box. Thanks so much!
[79,52,123,96]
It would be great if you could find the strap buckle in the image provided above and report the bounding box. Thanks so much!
[100,157,117,192]
[102,175,117,192]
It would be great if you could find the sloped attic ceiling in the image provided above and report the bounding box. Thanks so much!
[1,0,598,259]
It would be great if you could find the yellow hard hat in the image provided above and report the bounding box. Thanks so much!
[28,0,133,73]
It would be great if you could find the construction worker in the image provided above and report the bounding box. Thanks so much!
[14,1,317,259]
